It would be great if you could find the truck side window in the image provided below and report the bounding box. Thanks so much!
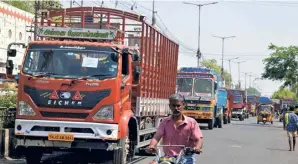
[122,53,129,76]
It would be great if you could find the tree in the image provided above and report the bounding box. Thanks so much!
[271,88,296,100]
[2,0,62,14]
[262,43,298,88]
[2,0,35,13]
[200,59,232,88]
[247,87,261,96]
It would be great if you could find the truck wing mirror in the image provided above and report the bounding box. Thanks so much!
[111,52,119,62]
[132,53,140,61]
[7,49,17,57]
[133,66,141,82]
[6,60,14,75]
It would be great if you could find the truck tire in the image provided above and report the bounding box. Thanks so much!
[113,129,133,164]
[228,116,231,123]
[218,116,223,128]
[25,149,43,164]
[208,119,214,130]
[239,116,243,121]
[223,116,227,124]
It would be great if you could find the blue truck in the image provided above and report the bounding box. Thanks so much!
[258,96,271,104]
[217,88,232,124]
[177,67,223,129]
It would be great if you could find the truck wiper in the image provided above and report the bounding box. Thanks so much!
[85,74,112,78]
[31,72,60,77]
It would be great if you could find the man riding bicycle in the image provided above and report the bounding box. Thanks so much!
[146,94,203,164]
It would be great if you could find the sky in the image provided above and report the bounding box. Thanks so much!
[60,0,298,96]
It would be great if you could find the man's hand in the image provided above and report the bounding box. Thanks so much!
[145,145,156,154]
[193,146,201,154]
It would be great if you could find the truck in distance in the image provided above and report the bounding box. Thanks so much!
[177,67,220,129]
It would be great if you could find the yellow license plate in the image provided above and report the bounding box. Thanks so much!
[263,118,266,121]
[48,133,74,142]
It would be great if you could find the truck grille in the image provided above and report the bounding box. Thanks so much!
[40,111,88,119]
[185,100,211,105]
[24,85,111,109]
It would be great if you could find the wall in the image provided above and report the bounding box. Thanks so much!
[0,2,34,75]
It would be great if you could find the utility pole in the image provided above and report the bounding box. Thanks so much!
[70,0,72,8]
[183,2,218,67]
[226,57,238,88]
[212,35,236,86]
[152,0,157,26]
[249,74,252,87]
[34,1,40,40]
[81,0,83,7]
[234,61,246,89]
[99,0,104,28]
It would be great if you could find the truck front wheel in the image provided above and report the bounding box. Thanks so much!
[217,116,223,128]
[25,149,43,164]
[223,115,227,124]
[208,119,214,130]
[113,129,134,164]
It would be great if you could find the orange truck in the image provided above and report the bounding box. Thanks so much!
[7,7,179,164]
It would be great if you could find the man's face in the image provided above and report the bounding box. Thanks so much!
[169,100,184,116]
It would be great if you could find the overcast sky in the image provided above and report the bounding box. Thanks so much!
[61,0,297,96]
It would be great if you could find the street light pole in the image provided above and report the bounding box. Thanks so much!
[235,61,246,89]
[212,35,236,86]
[226,57,238,88]
[183,1,218,67]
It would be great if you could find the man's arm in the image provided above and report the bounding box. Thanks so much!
[190,121,203,149]
[148,120,166,148]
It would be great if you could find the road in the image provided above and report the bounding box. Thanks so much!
[2,117,298,164]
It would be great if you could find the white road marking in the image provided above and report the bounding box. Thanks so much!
[230,145,242,148]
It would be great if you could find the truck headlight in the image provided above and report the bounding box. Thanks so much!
[93,105,114,120]
[18,101,35,116]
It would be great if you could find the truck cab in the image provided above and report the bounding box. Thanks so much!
[177,67,220,130]
[231,95,245,121]
[7,7,179,164]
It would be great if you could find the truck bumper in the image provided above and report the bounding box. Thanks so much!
[14,119,120,150]
[232,114,242,118]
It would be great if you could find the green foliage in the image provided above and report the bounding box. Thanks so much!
[2,0,35,13]
[262,43,298,88]
[200,59,232,88]
[247,87,261,96]
[0,83,17,109]
[271,88,296,100]
[2,0,62,14]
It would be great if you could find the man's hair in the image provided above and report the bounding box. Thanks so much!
[168,93,184,103]
[289,106,295,111]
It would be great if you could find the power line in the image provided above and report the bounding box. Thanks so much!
[224,1,298,7]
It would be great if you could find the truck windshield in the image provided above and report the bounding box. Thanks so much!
[177,78,193,94]
[22,45,118,79]
[233,96,242,104]
[194,79,213,96]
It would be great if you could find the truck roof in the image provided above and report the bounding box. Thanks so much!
[29,40,129,50]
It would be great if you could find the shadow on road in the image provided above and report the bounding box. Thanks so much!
[267,148,289,152]
[231,122,283,129]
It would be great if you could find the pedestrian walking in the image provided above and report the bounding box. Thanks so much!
[283,106,298,151]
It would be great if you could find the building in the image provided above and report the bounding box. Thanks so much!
[0,2,34,77]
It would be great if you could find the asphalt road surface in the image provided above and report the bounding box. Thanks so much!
[2,117,298,164]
